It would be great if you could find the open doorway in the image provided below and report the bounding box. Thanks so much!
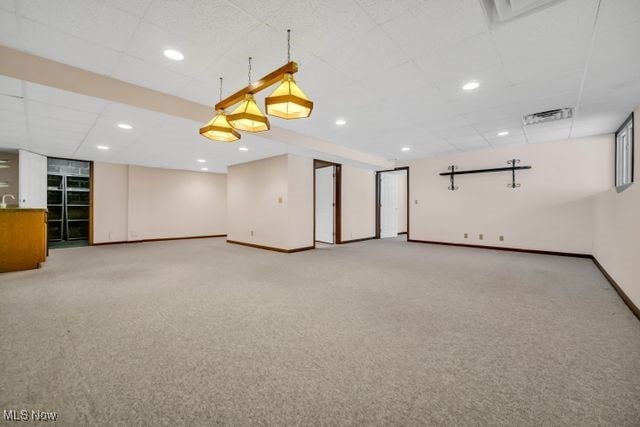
[314,160,341,245]
[376,167,409,240]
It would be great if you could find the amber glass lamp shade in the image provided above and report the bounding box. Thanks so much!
[226,94,270,132]
[199,110,241,142]
[265,73,313,119]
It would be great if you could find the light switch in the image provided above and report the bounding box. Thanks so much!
[479,234,483,240]
[278,197,283,203]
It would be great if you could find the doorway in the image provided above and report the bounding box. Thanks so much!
[376,167,409,240]
[46,157,92,248]
[314,160,341,245]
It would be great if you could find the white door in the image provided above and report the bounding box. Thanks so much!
[18,150,47,208]
[380,173,398,238]
[315,166,334,243]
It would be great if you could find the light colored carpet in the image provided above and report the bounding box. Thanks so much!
[1,237,639,425]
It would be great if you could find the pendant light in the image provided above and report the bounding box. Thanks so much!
[265,30,313,119]
[200,77,241,142]
[227,57,270,132]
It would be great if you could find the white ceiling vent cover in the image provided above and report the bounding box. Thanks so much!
[523,107,573,126]
[481,0,569,25]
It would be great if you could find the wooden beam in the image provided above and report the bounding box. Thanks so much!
[215,61,298,111]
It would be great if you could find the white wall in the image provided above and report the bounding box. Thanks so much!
[227,154,314,250]
[341,164,376,241]
[93,162,128,243]
[408,135,612,254]
[593,106,640,308]
[93,162,226,243]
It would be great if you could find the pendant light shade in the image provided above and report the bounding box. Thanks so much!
[265,73,313,119]
[199,109,240,142]
[227,94,270,132]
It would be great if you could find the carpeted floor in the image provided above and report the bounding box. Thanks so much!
[1,237,639,425]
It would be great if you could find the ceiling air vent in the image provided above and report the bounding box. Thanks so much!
[523,107,573,126]
[481,0,569,26]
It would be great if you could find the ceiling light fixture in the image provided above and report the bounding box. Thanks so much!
[497,131,509,136]
[200,77,241,142]
[335,119,347,126]
[117,123,132,129]
[201,167,208,171]
[97,145,110,150]
[200,31,312,142]
[197,159,206,163]
[239,147,249,151]
[227,57,270,132]
[462,81,480,91]
[401,147,411,151]
[164,49,184,61]
[265,30,313,119]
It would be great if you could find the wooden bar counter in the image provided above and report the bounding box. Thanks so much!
[0,208,48,273]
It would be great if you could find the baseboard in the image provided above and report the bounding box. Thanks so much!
[592,257,640,322]
[93,234,227,246]
[338,236,376,244]
[227,240,314,254]
[398,232,407,235]
[407,239,592,258]
[315,240,334,245]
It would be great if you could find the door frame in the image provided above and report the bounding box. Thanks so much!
[375,166,409,240]
[313,159,342,246]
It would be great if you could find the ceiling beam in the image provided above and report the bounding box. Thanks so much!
[0,45,392,169]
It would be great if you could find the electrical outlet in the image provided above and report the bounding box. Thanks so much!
[277,197,283,203]
[499,235,504,242]
[479,233,483,240]
[464,233,468,239]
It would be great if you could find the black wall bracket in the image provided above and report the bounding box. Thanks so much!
[439,159,532,191]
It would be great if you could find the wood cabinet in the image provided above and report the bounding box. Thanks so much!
[0,209,48,273]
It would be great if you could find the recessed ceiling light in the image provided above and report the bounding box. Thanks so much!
[117,123,132,130]
[335,119,347,126]
[462,81,480,91]
[401,147,411,152]
[97,145,109,150]
[497,131,509,136]
[197,159,206,163]
[201,167,208,171]
[239,147,249,151]
[164,49,184,61]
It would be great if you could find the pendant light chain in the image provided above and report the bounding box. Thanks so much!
[219,77,223,102]
[287,29,291,63]
[248,57,252,85]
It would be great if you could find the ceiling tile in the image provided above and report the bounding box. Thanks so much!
[0,121,28,144]
[0,109,25,124]
[25,82,106,114]
[0,1,15,12]
[126,21,225,79]
[322,26,409,81]
[103,0,152,17]
[144,0,259,48]
[18,0,140,51]
[0,8,19,47]
[0,75,23,98]
[354,0,422,24]
[20,18,122,74]
[596,0,640,33]
[26,100,99,125]
[0,95,25,113]
[262,0,377,57]
[383,0,488,58]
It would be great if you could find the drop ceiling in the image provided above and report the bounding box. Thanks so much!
[0,0,639,172]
